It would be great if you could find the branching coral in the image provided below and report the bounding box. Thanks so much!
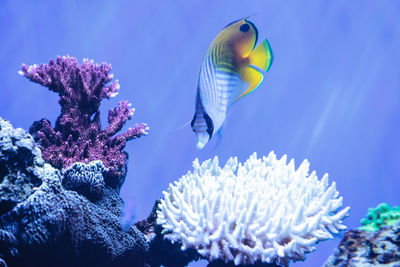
[157,151,350,266]
[19,56,149,189]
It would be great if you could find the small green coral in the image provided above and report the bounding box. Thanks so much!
[359,203,400,232]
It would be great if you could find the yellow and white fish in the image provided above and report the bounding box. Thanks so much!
[191,18,273,149]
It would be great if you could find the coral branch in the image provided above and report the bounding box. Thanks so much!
[106,100,134,137]
[122,123,150,141]
[20,56,148,189]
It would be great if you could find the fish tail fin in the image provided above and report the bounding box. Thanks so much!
[192,110,214,150]
[195,132,210,150]
[249,38,273,72]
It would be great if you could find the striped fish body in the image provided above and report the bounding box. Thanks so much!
[191,18,273,149]
[191,48,243,149]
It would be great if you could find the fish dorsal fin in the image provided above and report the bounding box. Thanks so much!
[249,39,273,72]
[233,66,264,103]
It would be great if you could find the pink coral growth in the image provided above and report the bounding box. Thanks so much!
[20,56,148,189]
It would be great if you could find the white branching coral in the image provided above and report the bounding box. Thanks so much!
[156,151,350,266]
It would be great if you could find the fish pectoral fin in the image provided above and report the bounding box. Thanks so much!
[249,39,273,72]
[233,66,264,103]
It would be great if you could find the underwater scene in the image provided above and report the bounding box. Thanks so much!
[0,0,399,266]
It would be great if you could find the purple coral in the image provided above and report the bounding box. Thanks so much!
[19,56,148,188]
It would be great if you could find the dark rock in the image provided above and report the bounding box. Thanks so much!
[324,221,400,266]
[0,118,43,216]
[0,163,149,267]
[135,200,201,267]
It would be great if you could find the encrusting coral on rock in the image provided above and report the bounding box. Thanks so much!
[0,152,149,267]
[324,221,400,266]
[358,203,400,232]
[324,204,400,266]
[20,56,149,189]
[156,151,350,266]
[63,160,107,201]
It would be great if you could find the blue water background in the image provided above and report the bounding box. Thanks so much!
[1,1,399,266]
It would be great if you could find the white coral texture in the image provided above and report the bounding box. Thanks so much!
[156,151,350,266]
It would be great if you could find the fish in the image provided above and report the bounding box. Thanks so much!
[191,18,273,149]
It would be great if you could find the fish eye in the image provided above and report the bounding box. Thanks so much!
[239,23,250,32]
